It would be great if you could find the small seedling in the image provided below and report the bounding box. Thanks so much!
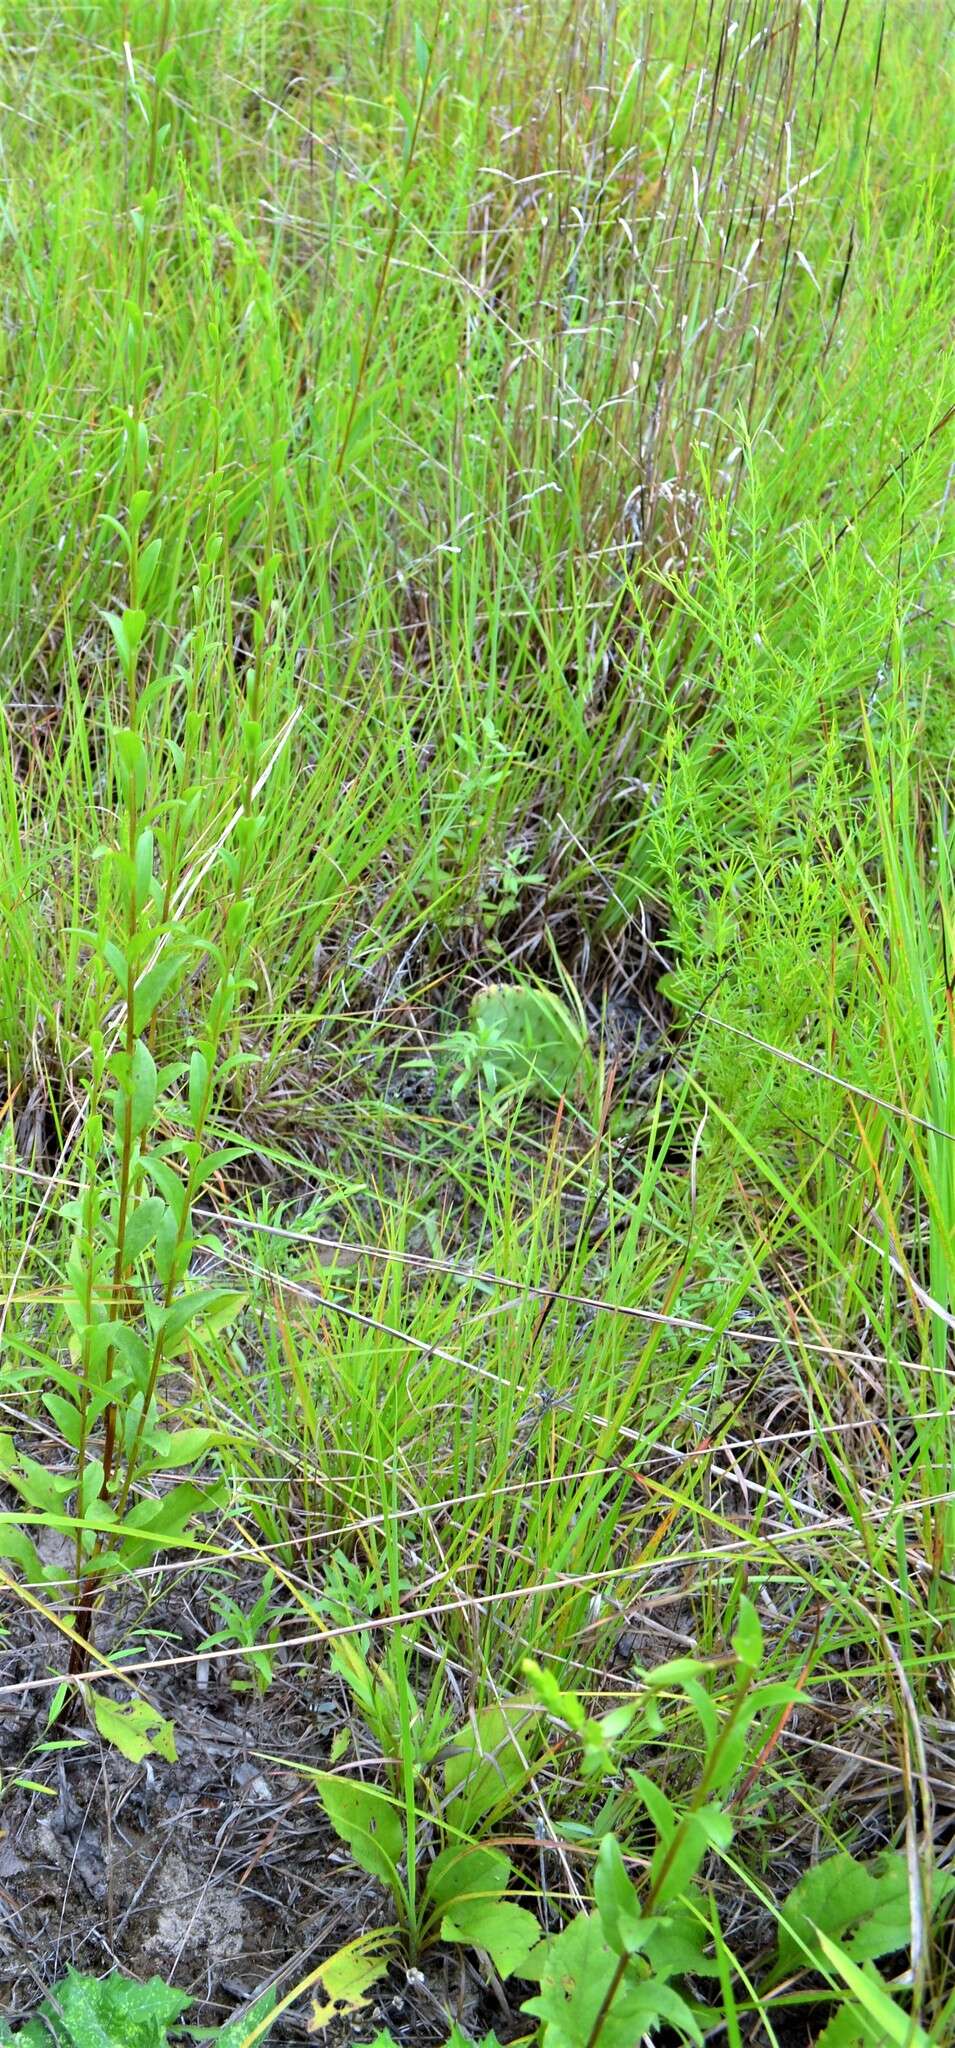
[199,1570,289,1694]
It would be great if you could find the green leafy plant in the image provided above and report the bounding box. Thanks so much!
[302,1598,797,2040]
[510,1601,782,2046]
[198,1570,289,1694]
[305,1830,540,2033]
[0,1971,275,2047]
[446,979,594,1108]
[331,1644,453,1776]
[346,1837,951,2048]
[0,14,288,1726]
[300,1637,543,2027]
[266,1622,545,2027]
[522,1835,718,2048]
[765,1848,955,2048]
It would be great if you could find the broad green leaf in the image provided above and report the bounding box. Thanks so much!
[629,1767,678,1843]
[149,1155,189,1224]
[699,1718,750,1794]
[103,938,129,992]
[463,982,593,1104]
[596,1701,639,1746]
[109,1321,151,1391]
[522,1912,703,2047]
[136,1426,217,1472]
[132,950,187,1034]
[114,726,148,801]
[73,1967,188,2045]
[520,1908,615,2002]
[307,1932,394,2032]
[642,1897,721,1980]
[311,1773,404,1891]
[0,1444,73,1515]
[47,1681,70,1726]
[18,1967,191,2047]
[594,1834,646,1957]
[191,1143,251,1187]
[138,534,162,597]
[78,1459,107,1523]
[697,1804,734,1853]
[105,609,133,674]
[425,1841,511,1914]
[677,1674,718,1752]
[123,1194,166,1266]
[92,1691,177,1765]
[188,1047,209,1128]
[153,1203,182,1288]
[41,1392,83,1448]
[444,1701,536,1830]
[775,1852,907,1978]
[17,1975,114,2048]
[86,1320,125,1370]
[846,1854,934,1963]
[0,1518,46,1585]
[123,606,147,650]
[116,1479,225,1564]
[413,21,430,79]
[441,1897,542,1979]
[158,1285,244,1350]
[641,1656,712,1690]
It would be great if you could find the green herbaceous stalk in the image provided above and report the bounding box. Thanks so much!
[0,0,952,2041]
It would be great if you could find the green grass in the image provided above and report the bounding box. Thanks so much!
[0,0,953,2040]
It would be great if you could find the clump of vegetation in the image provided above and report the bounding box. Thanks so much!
[0,0,952,2041]
[0,1973,274,2045]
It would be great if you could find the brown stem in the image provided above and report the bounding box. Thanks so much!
[67,1582,97,1678]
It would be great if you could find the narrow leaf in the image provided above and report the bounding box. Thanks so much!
[129,1038,158,1137]
[132,949,185,1034]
